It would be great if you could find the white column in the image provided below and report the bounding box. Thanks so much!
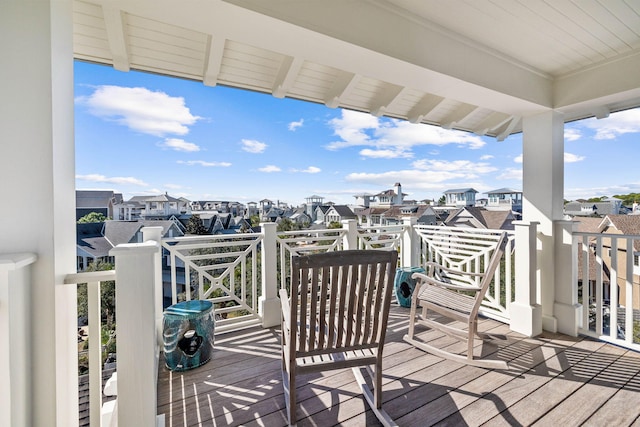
[0,2,77,426]
[522,111,565,333]
[510,221,542,337]
[112,241,161,427]
[142,226,165,345]
[0,253,37,427]
[259,223,281,327]
[402,217,419,268]
[554,220,581,336]
[341,219,358,250]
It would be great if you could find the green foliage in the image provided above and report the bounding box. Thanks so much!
[77,212,107,223]
[277,218,295,232]
[77,261,115,328]
[250,215,261,226]
[185,214,208,235]
[614,193,640,206]
[438,195,446,206]
[327,221,342,229]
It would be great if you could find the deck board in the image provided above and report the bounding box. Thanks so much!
[157,305,640,426]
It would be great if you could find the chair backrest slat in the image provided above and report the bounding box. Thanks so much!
[289,250,397,356]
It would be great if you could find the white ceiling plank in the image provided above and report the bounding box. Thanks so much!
[102,6,130,71]
[203,36,226,87]
[272,56,304,98]
[325,71,361,108]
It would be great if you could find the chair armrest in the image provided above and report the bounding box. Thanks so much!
[279,288,291,332]
[412,271,482,292]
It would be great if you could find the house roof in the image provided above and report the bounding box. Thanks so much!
[445,207,514,230]
[486,188,521,195]
[127,194,184,203]
[102,220,182,246]
[72,1,640,140]
[327,205,356,218]
[600,215,640,251]
[76,190,117,208]
[444,188,478,194]
[77,223,113,258]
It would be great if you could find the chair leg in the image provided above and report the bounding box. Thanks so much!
[374,360,382,409]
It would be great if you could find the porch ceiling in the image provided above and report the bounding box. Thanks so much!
[73,0,640,139]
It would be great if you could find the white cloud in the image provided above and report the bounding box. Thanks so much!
[259,165,281,173]
[241,139,267,153]
[346,158,496,191]
[288,119,304,131]
[76,85,200,136]
[564,128,581,141]
[582,108,640,140]
[480,155,494,160]
[412,159,497,175]
[359,148,412,159]
[159,138,201,152]
[564,152,585,163]
[177,160,231,167]
[291,166,321,174]
[326,110,486,152]
[76,174,148,186]
[496,168,522,180]
[514,155,523,163]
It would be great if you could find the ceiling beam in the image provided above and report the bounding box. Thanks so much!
[441,104,479,129]
[370,85,405,117]
[408,94,444,124]
[325,71,360,108]
[272,56,304,98]
[473,113,512,136]
[102,6,130,72]
[203,35,226,87]
[496,116,521,141]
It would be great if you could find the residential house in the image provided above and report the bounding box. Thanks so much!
[565,198,623,217]
[304,195,325,220]
[444,207,516,230]
[114,193,191,220]
[288,207,312,226]
[323,205,357,225]
[444,188,478,207]
[76,220,184,271]
[485,188,523,214]
[76,190,123,221]
[374,204,438,226]
[597,215,640,310]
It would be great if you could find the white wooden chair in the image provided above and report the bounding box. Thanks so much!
[404,231,509,370]
[280,249,398,426]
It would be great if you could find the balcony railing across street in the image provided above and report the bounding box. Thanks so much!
[52,220,639,426]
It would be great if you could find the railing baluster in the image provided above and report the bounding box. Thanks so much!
[87,280,102,427]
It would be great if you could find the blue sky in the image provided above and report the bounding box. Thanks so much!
[75,61,640,206]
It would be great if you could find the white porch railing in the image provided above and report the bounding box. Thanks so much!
[64,269,116,427]
[414,225,516,323]
[573,231,640,351]
[161,232,263,333]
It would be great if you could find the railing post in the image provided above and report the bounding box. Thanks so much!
[510,221,543,337]
[0,253,37,427]
[402,217,419,268]
[111,241,161,427]
[553,220,581,336]
[142,226,165,345]
[342,219,357,249]
[260,223,281,327]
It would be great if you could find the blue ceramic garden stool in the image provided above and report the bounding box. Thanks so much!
[163,300,215,372]
[394,267,426,307]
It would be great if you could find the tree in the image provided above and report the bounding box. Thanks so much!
[249,214,261,226]
[438,195,446,206]
[77,260,116,328]
[277,218,295,232]
[77,212,107,223]
[185,214,208,235]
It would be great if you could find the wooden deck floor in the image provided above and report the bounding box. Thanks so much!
[157,305,640,426]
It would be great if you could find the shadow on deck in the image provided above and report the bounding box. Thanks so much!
[157,305,640,426]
